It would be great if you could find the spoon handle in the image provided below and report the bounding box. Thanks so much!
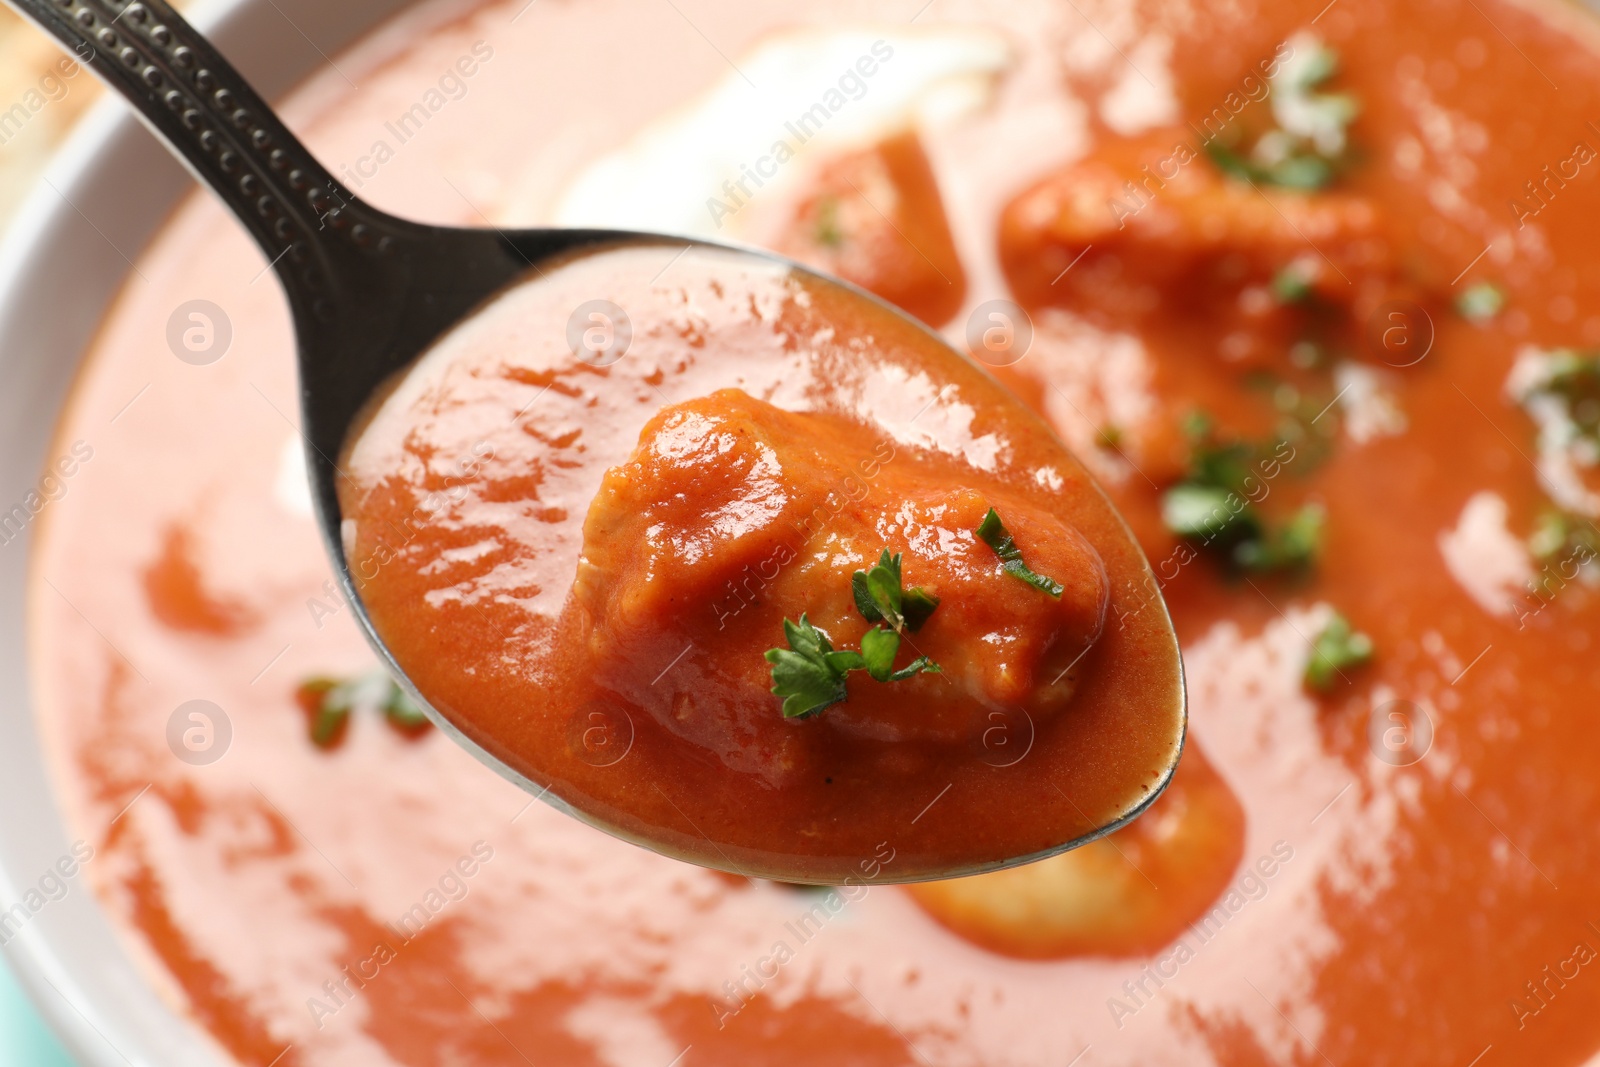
[5,0,394,315]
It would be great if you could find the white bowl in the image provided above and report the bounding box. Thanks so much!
[7,1,1600,1064]
[0,1,411,1062]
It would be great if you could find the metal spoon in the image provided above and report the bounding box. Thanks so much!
[9,0,1185,883]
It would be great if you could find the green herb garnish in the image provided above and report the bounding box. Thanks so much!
[859,625,940,683]
[1207,141,1336,190]
[1270,261,1316,305]
[1526,509,1600,603]
[1529,508,1600,562]
[765,614,939,720]
[765,615,854,719]
[1304,611,1373,692]
[295,677,354,749]
[976,508,1065,598]
[294,670,433,748]
[1204,35,1357,192]
[1161,416,1327,574]
[1288,341,1326,370]
[814,196,844,249]
[1187,438,1262,502]
[1530,509,1574,561]
[1523,350,1600,446]
[1181,409,1215,442]
[1235,504,1325,573]
[1456,283,1505,324]
[1161,483,1257,543]
[1266,36,1358,164]
[382,683,432,733]
[852,549,940,633]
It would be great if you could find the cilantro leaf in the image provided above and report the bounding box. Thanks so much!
[851,572,878,622]
[1304,611,1374,692]
[381,680,431,732]
[1271,261,1315,304]
[1527,350,1600,444]
[852,549,939,632]
[860,626,900,682]
[1456,282,1504,324]
[768,547,949,720]
[814,196,845,248]
[1269,36,1358,157]
[902,587,941,631]
[766,600,943,720]
[766,649,848,720]
[1204,37,1356,192]
[765,615,851,719]
[976,508,1065,598]
[1205,141,1337,191]
[1161,483,1256,543]
[1204,141,1264,183]
[856,625,942,683]
[1293,41,1339,88]
[1529,509,1573,561]
[1263,152,1335,190]
[1525,508,1600,602]
[822,649,866,674]
[888,655,943,682]
[1188,438,1259,494]
[295,677,353,750]
[312,705,351,748]
[1529,508,1600,563]
[853,550,904,628]
[784,615,830,660]
[1181,409,1215,441]
[1234,503,1324,573]
[1161,416,1328,575]
[297,670,435,749]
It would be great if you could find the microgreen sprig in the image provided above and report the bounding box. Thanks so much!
[765,613,940,720]
[1304,611,1373,692]
[976,508,1064,598]
[765,615,855,720]
[766,548,944,720]
[852,549,941,633]
[295,671,433,749]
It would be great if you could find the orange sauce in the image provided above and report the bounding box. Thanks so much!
[27,0,1600,1062]
[336,243,1182,881]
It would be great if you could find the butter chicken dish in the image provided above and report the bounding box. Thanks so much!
[337,241,1185,882]
[28,0,1600,1063]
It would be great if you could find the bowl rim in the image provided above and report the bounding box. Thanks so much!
[0,0,413,1061]
[9,0,1600,1062]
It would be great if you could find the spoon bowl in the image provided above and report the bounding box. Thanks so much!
[9,0,1186,883]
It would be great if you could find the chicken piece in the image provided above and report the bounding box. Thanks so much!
[772,131,967,328]
[905,740,1245,958]
[573,388,1108,782]
[999,129,1425,365]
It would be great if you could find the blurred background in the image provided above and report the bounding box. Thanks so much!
[0,7,104,225]
[0,9,130,1063]
[5,1,1599,1064]
[0,958,73,1065]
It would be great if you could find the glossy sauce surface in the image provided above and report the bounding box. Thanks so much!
[27,0,1600,1063]
[337,243,1182,881]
